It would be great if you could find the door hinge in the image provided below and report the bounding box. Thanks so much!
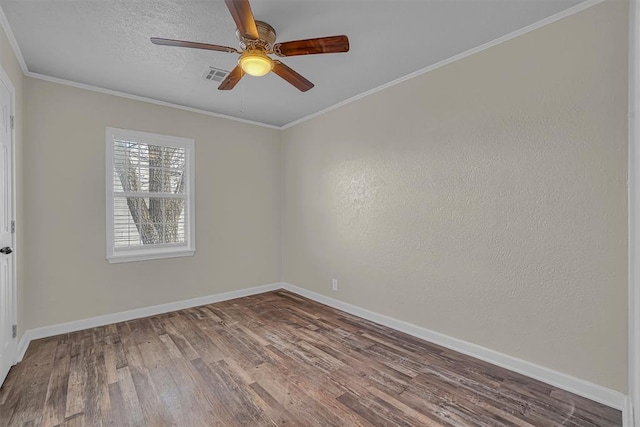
[12,324,16,339]
[9,115,13,130]
[11,220,15,233]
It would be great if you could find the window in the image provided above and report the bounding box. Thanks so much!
[106,128,195,263]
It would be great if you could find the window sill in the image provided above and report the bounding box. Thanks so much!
[107,249,195,264]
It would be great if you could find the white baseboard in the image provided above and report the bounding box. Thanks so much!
[280,283,631,422]
[14,281,632,425]
[624,396,635,427]
[16,282,283,362]
[16,332,30,362]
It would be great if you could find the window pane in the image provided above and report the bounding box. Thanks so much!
[160,145,185,169]
[113,169,124,192]
[114,141,141,166]
[138,197,160,245]
[113,166,136,192]
[164,198,186,244]
[147,167,165,193]
[113,196,140,247]
[138,165,149,192]
[167,171,184,194]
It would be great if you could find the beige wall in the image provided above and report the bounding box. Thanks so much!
[24,78,281,330]
[0,23,24,340]
[282,1,629,392]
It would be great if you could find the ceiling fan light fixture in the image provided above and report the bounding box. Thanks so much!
[239,50,273,77]
[151,0,349,91]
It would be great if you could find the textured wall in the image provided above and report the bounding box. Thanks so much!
[282,1,628,392]
[24,78,281,330]
[0,22,24,341]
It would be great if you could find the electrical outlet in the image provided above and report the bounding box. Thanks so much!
[332,278,338,291]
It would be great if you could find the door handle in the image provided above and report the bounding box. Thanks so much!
[0,246,12,254]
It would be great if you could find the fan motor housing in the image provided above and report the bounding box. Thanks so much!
[237,21,277,51]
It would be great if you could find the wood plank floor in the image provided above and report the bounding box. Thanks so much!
[0,290,622,426]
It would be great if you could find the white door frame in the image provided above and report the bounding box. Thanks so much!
[0,62,17,367]
[629,0,639,424]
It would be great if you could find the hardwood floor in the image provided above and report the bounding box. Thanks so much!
[0,290,622,426]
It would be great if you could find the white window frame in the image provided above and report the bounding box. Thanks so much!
[105,127,195,263]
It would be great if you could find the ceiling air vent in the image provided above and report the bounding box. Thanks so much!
[202,67,229,82]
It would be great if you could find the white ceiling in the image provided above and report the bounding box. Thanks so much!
[1,0,586,127]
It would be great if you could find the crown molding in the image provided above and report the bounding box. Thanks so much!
[281,0,606,130]
[26,72,280,130]
[0,3,28,74]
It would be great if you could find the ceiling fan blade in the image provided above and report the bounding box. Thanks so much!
[151,37,239,53]
[272,61,314,92]
[218,65,245,90]
[273,35,349,57]
[224,0,259,40]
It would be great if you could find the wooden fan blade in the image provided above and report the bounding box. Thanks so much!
[273,35,349,57]
[218,65,245,90]
[151,37,239,53]
[224,0,259,40]
[272,61,314,92]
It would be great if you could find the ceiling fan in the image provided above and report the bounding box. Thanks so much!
[151,0,350,92]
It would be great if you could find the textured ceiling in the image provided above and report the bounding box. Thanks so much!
[1,0,585,127]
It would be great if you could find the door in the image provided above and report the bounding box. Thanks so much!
[0,75,14,385]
